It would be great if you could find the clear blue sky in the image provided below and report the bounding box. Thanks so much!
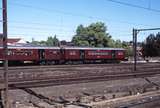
[1,0,160,42]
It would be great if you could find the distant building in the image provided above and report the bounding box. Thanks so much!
[0,38,27,46]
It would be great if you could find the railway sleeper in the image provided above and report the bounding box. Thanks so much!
[143,77,160,91]
[19,87,61,106]
[19,88,90,108]
[57,96,92,108]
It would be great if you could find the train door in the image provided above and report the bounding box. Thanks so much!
[80,50,85,60]
[59,48,65,64]
[111,50,116,59]
[39,49,45,60]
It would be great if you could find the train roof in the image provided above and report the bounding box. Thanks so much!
[0,46,60,49]
[0,46,125,50]
[62,47,125,50]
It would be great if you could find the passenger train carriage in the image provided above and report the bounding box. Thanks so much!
[0,46,125,65]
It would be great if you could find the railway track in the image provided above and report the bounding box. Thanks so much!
[8,69,160,89]
[88,90,160,108]
[0,63,159,89]
[0,63,159,82]
[0,62,159,70]
[0,63,159,74]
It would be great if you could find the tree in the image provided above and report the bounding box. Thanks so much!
[155,32,160,55]
[46,35,60,46]
[121,41,133,57]
[30,35,60,46]
[31,38,40,45]
[142,33,160,57]
[72,22,111,47]
[39,41,47,46]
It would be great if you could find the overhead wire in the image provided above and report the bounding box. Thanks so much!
[8,33,73,41]
[7,0,160,41]
[8,33,71,37]
[9,25,75,32]
[106,0,160,13]
[7,2,159,27]
[8,2,95,19]
[8,20,76,29]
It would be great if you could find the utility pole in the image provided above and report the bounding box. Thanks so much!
[2,0,9,108]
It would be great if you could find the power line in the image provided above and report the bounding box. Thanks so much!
[148,0,151,9]
[106,0,160,13]
[9,33,71,36]
[8,25,131,33]
[8,33,73,40]
[8,2,159,27]
[8,20,74,28]
[9,25,75,32]
[8,2,94,19]
[7,20,140,34]
[9,20,156,30]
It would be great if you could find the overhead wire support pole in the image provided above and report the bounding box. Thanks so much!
[132,27,160,71]
[134,29,137,71]
[133,28,137,71]
[132,28,135,71]
[2,0,9,108]
[137,28,160,31]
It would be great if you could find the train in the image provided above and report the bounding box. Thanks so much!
[0,46,126,65]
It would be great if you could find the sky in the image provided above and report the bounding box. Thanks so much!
[1,0,160,42]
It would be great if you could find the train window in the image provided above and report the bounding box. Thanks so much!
[8,50,12,55]
[14,50,33,56]
[25,52,32,56]
[16,51,24,56]
[70,51,76,55]
[53,51,57,54]
[25,51,32,56]
[49,51,57,54]
[24,52,27,56]
[118,51,123,56]
[88,51,110,56]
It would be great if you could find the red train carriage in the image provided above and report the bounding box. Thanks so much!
[84,48,112,60]
[42,47,61,64]
[115,50,125,60]
[0,46,61,64]
[84,48,125,62]
[0,46,125,65]
[0,46,40,64]
[61,47,82,64]
[63,47,125,63]
[0,46,38,64]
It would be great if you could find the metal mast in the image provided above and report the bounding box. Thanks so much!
[2,0,9,107]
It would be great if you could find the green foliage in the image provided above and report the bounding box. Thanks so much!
[122,41,133,57]
[142,33,160,57]
[31,38,40,45]
[72,22,111,47]
[30,22,134,57]
[72,22,133,57]
[31,35,60,46]
[46,35,60,46]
